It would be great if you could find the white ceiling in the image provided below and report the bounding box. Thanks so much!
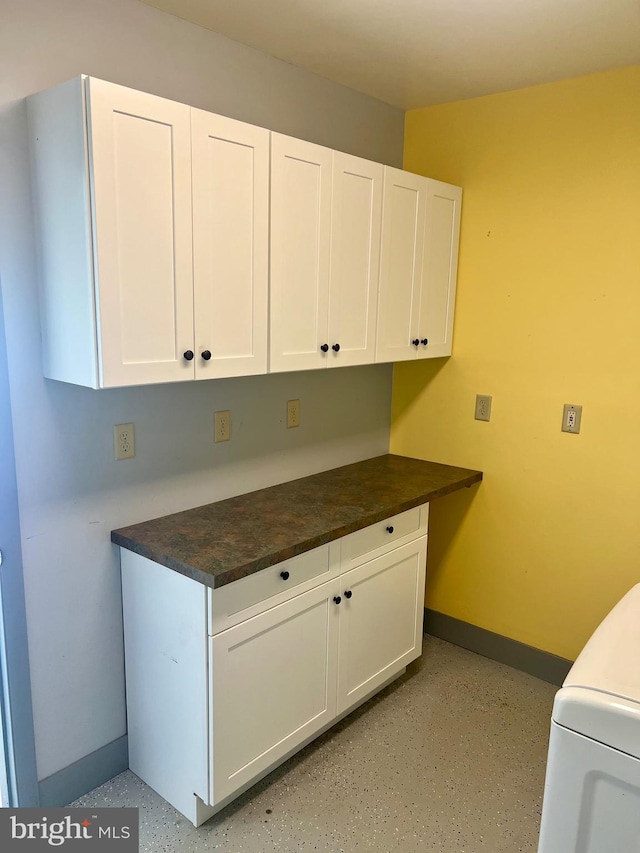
[140,0,640,109]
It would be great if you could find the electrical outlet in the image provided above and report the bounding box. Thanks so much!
[474,394,492,422]
[114,423,135,460]
[287,399,300,429]
[214,410,231,442]
[562,404,582,434]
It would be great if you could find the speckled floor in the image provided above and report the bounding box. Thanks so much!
[72,637,557,852]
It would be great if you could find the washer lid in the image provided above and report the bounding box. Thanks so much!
[564,583,640,704]
[553,584,640,757]
[553,686,640,759]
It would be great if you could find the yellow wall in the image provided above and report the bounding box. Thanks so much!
[391,66,640,661]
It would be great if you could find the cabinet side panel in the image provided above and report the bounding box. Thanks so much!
[121,551,209,819]
[27,77,99,388]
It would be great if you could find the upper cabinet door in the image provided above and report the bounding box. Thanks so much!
[375,167,427,364]
[328,153,383,368]
[191,111,269,379]
[270,134,332,373]
[86,78,195,387]
[418,179,462,358]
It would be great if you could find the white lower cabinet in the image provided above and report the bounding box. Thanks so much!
[337,539,427,712]
[120,504,429,826]
[210,581,340,803]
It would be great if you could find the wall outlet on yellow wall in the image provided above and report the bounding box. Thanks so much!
[474,395,492,422]
[562,404,582,434]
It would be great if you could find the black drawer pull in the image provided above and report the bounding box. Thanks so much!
[344,590,353,599]
[386,525,394,533]
[333,596,342,605]
[280,571,290,581]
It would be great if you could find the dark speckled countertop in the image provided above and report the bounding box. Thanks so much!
[111,454,482,589]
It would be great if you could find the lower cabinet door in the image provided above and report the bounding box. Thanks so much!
[209,579,339,804]
[336,538,427,713]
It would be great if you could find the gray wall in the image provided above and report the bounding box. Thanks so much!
[0,278,38,806]
[0,0,404,784]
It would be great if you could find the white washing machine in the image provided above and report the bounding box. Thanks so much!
[538,583,640,852]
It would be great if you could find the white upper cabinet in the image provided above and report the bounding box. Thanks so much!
[28,77,269,388]
[88,78,195,387]
[328,152,383,367]
[375,167,427,363]
[29,77,195,388]
[269,134,333,373]
[270,139,383,372]
[376,168,461,363]
[191,110,269,379]
[419,179,462,358]
[29,75,461,387]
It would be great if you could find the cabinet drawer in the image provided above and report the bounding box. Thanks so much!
[340,504,428,571]
[208,542,340,635]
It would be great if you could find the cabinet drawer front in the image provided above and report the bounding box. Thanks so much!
[208,542,339,634]
[341,504,428,570]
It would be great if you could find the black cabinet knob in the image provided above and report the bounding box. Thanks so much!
[344,590,353,599]
[333,595,342,605]
[421,338,429,346]
[332,343,341,352]
[183,350,194,361]
[201,350,212,361]
[412,338,420,346]
[386,525,394,533]
[320,343,329,352]
[280,570,290,581]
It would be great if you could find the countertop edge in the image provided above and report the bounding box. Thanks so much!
[111,465,482,590]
